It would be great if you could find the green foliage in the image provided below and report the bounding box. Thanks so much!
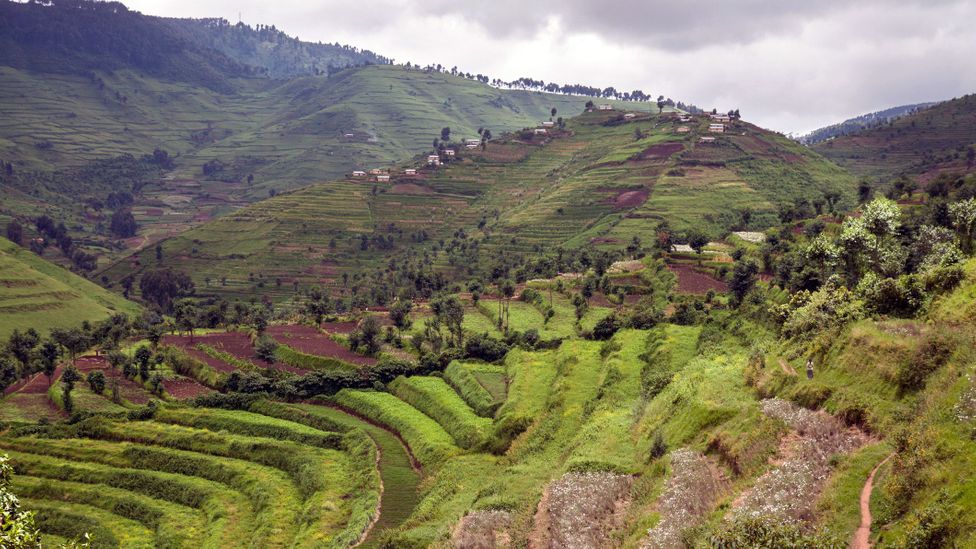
[388,376,492,450]
[710,516,841,547]
[443,361,501,417]
[333,389,460,468]
[273,342,358,373]
[896,330,955,393]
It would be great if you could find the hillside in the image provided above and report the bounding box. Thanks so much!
[813,93,976,181]
[165,17,390,78]
[0,237,140,339]
[102,108,856,303]
[799,101,938,145]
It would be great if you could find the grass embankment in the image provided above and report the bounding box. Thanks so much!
[443,361,501,417]
[389,376,492,450]
[332,389,461,469]
[0,405,379,548]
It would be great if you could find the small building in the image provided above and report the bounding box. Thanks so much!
[344,133,355,138]
[598,104,613,111]
[444,149,456,156]
[534,128,548,136]
[676,126,690,133]
[376,174,390,182]
[427,155,441,166]
[466,142,480,149]
[351,170,366,177]
[542,121,555,127]
[699,136,716,144]
[404,168,417,176]
[369,168,383,175]
[710,113,731,122]
[708,124,725,133]
[679,115,692,122]
[465,138,481,145]
[623,113,636,119]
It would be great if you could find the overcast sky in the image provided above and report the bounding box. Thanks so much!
[126,0,976,134]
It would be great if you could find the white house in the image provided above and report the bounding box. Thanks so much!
[710,113,731,122]
[351,170,366,177]
[404,168,417,176]
[699,136,716,144]
[679,115,692,122]
[466,142,480,149]
[465,138,481,145]
[708,124,725,133]
[444,149,456,156]
[598,104,613,111]
[676,126,690,133]
[534,128,548,135]
[376,174,390,182]
[623,113,636,119]
[369,168,383,175]
[427,155,441,166]
[542,121,555,127]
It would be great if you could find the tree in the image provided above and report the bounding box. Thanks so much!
[255,336,278,364]
[729,260,759,306]
[390,299,413,330]
[0,454,45,548]
[687,231,709,255]
[501,280,516,331]
[173,300,199,340]
[51,328,89,362]
[109,209,138,238]
[140,269,194,312]
[39,341,60,386]
[440,127,451,142]
[949,198,976,254]
[6,329,39,375]
[431,295,465,348]
[135,346,152,381]
[5,220,23,245]
[302,286,333,324]
[350,316,382,356]
[86,370,106,394]
[550,107,557,119]
[572,293,588,323]
[61,364,82,413]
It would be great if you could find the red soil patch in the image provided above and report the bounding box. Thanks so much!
[163,333,251,373]
[145,208,164,216]
[73,356,151,405]
[613,188,650,209]
[162,378,213,400]
[15,366,63,395]
[390,183,434,195]
[588,293,615,308]
[322,321,359,335]
[667,264,729,294]
[641,142,684,160]
[267,325,377,367]
[590,237,621,245]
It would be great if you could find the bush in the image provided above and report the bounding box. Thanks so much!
[590,314,622,340]
[86,371,106,394]
[786,382,832,409]
[710,516,840,547]
[464,333,510,362]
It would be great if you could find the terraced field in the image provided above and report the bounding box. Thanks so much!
[0,406,380,548]
[113,108,856,303]
[0,237,140,339]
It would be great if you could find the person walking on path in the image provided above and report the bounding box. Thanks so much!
[806,358,814,380]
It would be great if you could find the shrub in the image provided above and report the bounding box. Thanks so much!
[710,516,840,547]
[649,431,667,460]
[86,371,106,394]
[464,333,510,362]
[590,314,622,340]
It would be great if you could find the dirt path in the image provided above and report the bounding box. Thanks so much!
[852,452,895,549]
[778,358,798,376]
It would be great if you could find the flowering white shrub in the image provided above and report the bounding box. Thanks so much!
[641,449,727,548]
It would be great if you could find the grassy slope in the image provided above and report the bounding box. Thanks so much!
[0,236,140,339]
[813,93,976,180]
[108,109,855,302]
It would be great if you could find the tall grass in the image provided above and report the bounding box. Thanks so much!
[332,389,461,468]
[443,361,500,417]
[389,376,493,450]
[274,343,359,373]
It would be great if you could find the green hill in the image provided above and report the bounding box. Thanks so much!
[103,109,855,302]
[0,236,140,339]
[813,93,976,181]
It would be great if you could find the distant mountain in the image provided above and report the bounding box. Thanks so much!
[164,18,391,79]
[0,0,252,92]
[799,102,938,145]
[812,94,976,181]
